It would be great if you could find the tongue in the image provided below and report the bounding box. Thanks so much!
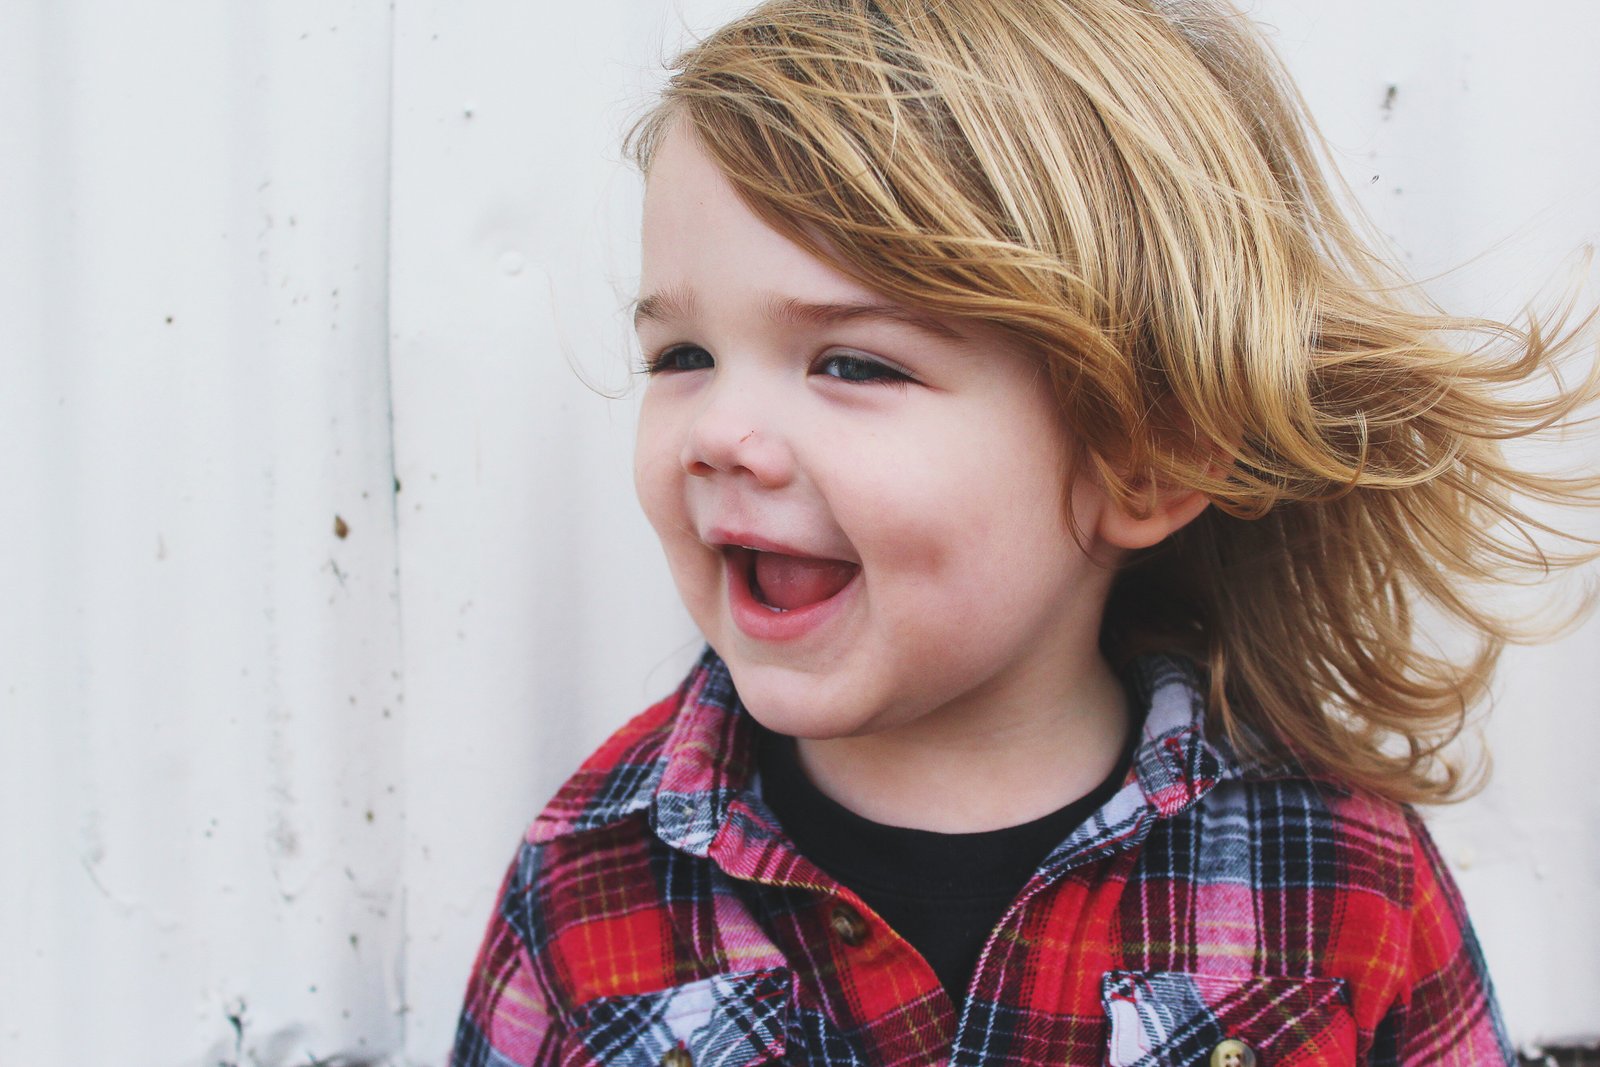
[752,552,858,611]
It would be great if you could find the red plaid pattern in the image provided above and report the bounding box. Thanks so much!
[452,651,1512,1066]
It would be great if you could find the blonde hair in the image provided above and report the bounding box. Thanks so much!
[629,0,1599,803]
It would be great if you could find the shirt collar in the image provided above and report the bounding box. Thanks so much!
[534,648,1244,855]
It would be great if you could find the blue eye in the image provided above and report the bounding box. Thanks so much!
[644,345,714,374]
[815,354,911,384]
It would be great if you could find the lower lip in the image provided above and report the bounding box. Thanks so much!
[725,551,860,642]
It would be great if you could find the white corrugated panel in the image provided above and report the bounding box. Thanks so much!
[1256,1,1600,1046]
[1,1,404,1063]
[386,0,745,1058]
[2,1,1597,1064]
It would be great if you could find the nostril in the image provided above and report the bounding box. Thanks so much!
[680,415,789,487]
[682,424,758,477]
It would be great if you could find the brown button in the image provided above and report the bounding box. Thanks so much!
[1210,1038,1257,1067]
[829,902,868,946]
[661,1047,693,1067]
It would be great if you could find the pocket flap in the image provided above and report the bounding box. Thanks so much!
[572,969,790,1066]
[1103,970,1354,1066]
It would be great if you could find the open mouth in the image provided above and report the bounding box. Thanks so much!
[728,546,859,613]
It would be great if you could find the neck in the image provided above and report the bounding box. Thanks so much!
[793,652,1131,834]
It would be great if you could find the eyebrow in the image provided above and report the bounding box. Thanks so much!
[631,288,965,342]
[765,295,966,341]
[631,286,698,330]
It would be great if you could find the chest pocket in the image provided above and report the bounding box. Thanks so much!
[570,969,790,1067]
[1103,971,1356,1066]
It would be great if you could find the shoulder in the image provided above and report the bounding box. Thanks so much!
[472,677,691,989]
[526,689,682,844]
[453,685,714,1064]
[1165,773,1506,1045]
[488,689,685,943]
[527,648,750,847]
[1184,773,1434,906]
[479,676,731,1015]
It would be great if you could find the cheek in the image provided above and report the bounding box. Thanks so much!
[634,404,723,600]
[632,449,670,529]
[841,431,1072,565]
[831,434,1092,638]
[633,407,681,527]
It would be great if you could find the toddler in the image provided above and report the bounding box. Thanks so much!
[453,1,1597,1064]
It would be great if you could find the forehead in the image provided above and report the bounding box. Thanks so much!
[636,125,980,352]
[638,124,884,311]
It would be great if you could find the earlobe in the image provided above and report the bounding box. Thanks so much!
[1096,482,1211,550]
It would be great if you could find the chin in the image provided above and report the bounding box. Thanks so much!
[718,660,870,740]
[724,662,925,743]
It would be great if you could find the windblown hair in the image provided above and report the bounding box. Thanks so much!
[629,0,1600,803]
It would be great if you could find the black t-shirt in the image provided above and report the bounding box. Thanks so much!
[755,725,1132,1007]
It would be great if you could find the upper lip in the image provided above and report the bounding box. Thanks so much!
[704,526,851,562]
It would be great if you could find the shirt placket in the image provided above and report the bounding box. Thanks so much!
[703,794,961,1063]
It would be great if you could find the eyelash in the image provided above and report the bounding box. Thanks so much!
[641,346,913,386]
[817,353,913,385]
[641,345,714,375]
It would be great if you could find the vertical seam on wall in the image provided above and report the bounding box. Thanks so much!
[380,0,410,1057]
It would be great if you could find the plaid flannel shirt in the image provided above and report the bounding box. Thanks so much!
[452,650,1513,1066]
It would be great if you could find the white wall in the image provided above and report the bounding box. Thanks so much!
[1,2,1595,1064]
[386,0,743,1058]
[2,1,406,1063]
[1255,2,1600,1047]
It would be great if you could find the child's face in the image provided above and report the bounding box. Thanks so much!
[633,126,1121,741]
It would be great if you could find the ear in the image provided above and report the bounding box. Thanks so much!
[1094,480,1211,551]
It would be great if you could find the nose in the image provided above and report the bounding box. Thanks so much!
[680,377,793,487]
